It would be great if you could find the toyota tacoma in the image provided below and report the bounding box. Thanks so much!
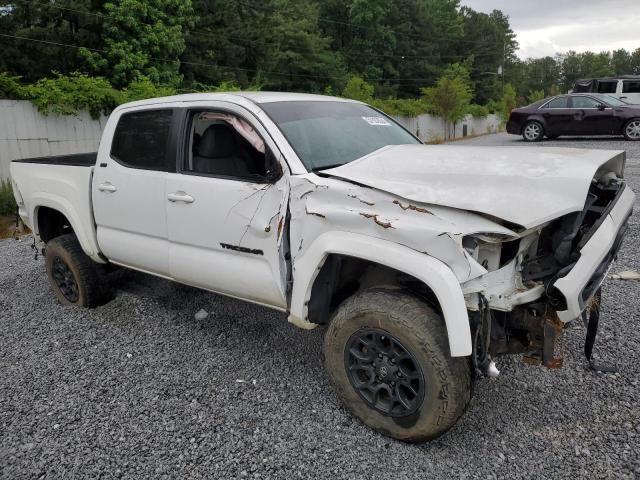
[9,92,635,442]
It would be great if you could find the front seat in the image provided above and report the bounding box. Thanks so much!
[193,123,250,177]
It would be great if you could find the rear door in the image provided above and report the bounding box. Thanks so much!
[620,79,640,105]
[539,96,577,134]
[92,108,176,277]
[165,104,290,309]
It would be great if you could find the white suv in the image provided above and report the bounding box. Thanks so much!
[574,76,640,105]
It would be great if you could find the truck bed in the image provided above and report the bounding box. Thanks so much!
[10,152,103,261]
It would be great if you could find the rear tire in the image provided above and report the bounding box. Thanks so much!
[323,288,471,442]
[522,121,544,142]
[45,234,111,308]
[623,119,640,141]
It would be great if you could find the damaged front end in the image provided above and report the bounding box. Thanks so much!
[462,175,634,374]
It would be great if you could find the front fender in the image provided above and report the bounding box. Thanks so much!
[288,231,472,357]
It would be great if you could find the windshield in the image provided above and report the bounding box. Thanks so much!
[260,101,420,170]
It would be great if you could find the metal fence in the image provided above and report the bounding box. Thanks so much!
[0,100,107,180]
[0,100,503,180]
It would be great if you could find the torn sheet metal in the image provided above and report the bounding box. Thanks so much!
[288,174,517,284]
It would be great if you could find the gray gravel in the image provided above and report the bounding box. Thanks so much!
[1,133,639,479]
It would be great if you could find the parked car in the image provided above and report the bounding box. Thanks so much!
[10,92,635,442]
[507,93,640,142]
[572,75,640,105]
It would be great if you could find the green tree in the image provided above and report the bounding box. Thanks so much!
[459,7,518,104]
[182,0,345,93]
[341,75,374,102]
[519,56,561,98]
[611,49,633,75]
[81,0,193,88]
[499,83,517,121]
[421,63,473,139]
[0,0,104,82]
[630,48,640,74]
[526,89,545,103]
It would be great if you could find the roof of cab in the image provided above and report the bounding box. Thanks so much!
[116,91,359,111]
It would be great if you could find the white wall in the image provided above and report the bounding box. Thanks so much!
[0,100,107,180]
[0,100,503,180]
[392,113,502,143]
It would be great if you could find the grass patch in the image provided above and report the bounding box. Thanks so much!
[0,179,17,217]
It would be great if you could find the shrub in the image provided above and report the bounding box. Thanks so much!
[371,98,430,117]
[0,73,27,99]
[0,180,17,217]
[342,75,375,103]
[121,76,176,102]
[421,64,473,138]
[526,89,546,104]
[499,83,518,122]
[467,103,489,118]
[25,73,120,119]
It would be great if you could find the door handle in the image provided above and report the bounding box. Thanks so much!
[98,182,117,193]
[620,96,627,99]
[167,192,195,204]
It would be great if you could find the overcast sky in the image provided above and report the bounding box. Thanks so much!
[459,0,640,59]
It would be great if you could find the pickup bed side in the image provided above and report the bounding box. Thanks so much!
[10,153,104,263]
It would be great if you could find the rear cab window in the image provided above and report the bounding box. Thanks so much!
[110,109,174,171]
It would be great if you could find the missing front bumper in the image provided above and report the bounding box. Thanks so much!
[552,186,635,322]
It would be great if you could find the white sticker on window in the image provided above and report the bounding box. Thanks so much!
[362,116,391,126]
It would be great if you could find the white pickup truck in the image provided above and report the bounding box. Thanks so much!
[10,92,635,442]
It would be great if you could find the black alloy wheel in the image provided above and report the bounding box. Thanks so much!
[345,329,425,417]
[51,256,79,302]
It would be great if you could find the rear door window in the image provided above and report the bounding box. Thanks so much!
[544,97,570,108]
[110,109,174,170]
[622,80,640,93]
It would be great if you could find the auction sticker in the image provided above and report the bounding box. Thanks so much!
[362,116,391,126]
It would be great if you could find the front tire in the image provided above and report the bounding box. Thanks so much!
[323,288,471,442]
[45,234,111,308]
[522,121,544,142]
[623,119,640,141]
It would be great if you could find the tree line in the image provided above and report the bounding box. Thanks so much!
[0,0,638,112]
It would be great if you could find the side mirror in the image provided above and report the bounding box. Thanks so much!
[597,104,607,111]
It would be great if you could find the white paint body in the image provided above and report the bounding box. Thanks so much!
[9,92,636,359]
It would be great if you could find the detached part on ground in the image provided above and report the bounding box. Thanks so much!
[9,92,636,442]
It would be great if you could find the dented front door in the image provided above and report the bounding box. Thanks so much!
[165,173,289,309]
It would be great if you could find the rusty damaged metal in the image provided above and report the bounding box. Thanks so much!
[359,212,394,229]
[393,200,434,215]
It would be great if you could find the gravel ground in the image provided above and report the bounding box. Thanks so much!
[1,133,639,479]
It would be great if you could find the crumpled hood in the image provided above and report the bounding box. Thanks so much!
[323,145,625,229]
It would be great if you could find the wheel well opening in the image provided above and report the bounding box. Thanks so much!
[307,254,441,325]
[37,207,73,243]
